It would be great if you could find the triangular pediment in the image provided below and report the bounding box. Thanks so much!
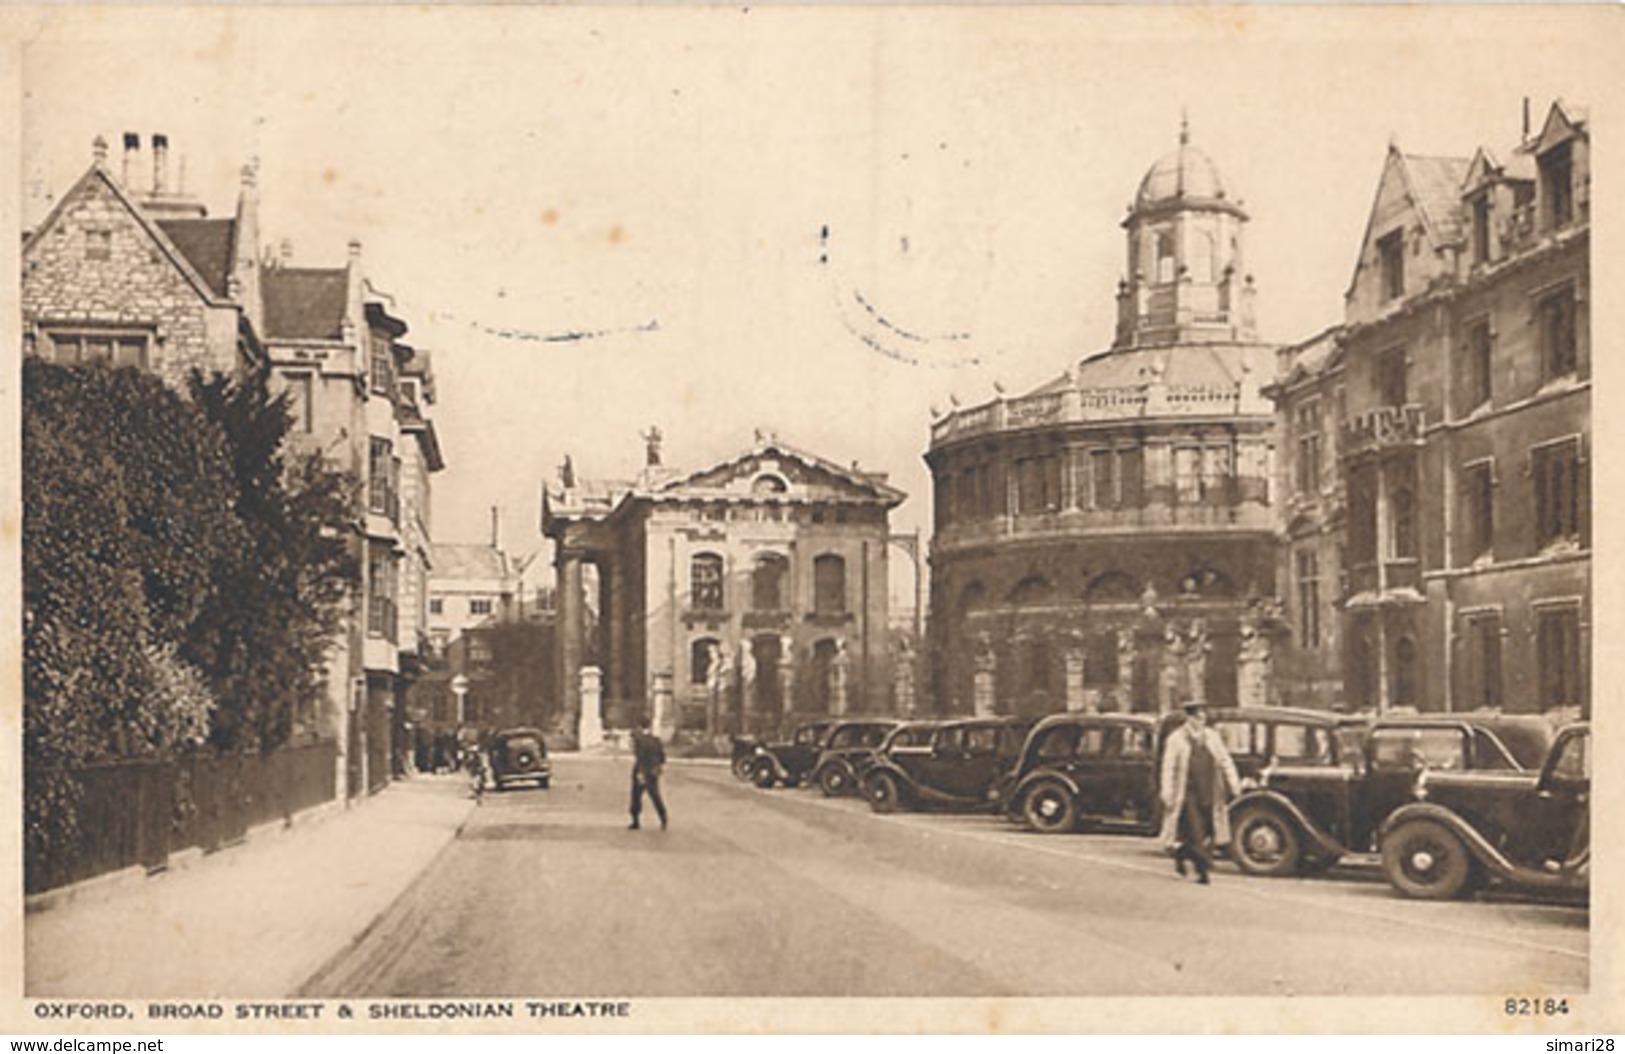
[659,440,905,507]
[1463,148,1499,195]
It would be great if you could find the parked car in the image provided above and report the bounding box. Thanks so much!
[1227,712,1558,878]
[1378,722,1588,901]
[746,719,835,789]
[730,734,764,781]
[862,716,1032,813]
[488,728,551,790]
[811,719,903,796]
[1004,707,1365,836]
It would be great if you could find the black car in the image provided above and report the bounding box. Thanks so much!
[747,719,836,789]
[1227,712,1557,878]
[488,728,551,790]
[1378,722,1588,901]
[811,719,903,796]
[861,716,1032,813]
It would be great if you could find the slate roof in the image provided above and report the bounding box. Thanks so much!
[431,544,511,583]
[1061,342,1269,392]
[263,267,349,341]
[155,218,237,299]
[1401,153,1470,244]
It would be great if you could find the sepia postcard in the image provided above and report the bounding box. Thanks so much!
[1,2,1621,1037]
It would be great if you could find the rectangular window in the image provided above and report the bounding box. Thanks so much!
[1119,448,1142,507]
[1174,447,1201,504]
[369,335,395,397]
[1201,445,1232,503]
[1296,549,1320,649]
[367,546,397,641]
[368,437,393,515]
[86,229,112,262]
[469,598,493,616]
[1091,449,1116,509]
[428,598,444,616]
[1536,284,1578,381]
[44,328,150,369]
[1376,346,1408,406]
[977,464,994,517]
[1533,437,1583,548]
[1043,455,1062,512]
[284,372,314,433]
[814,555,847,615]
[1535,605,1581,710]
[1461,460,1494,561]
[1461,319,1492,413]
[1540,142,1574,230]
[1471,194,1492,265]
[691,555,725,611]
[1463,612,1502,709]
[1295,399,1322,496]
[1378,230,1404,301]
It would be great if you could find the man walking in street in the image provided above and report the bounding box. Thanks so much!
[629,714,668,830]
[1158,699,1241,883]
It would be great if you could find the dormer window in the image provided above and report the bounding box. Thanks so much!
[1540,141,1574,231]
[1377,230,1404,302]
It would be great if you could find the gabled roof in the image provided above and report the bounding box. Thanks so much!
[1401,152,1470,245]
[431,544,511,583]
[1530,100,1588,157]
[1273,326,1344,389]
[263,267,350,341]
[156,218,237,299]
[23,162,232,307]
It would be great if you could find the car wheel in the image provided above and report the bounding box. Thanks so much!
[1021,780,1077,834]
[867,773,901,814]
[818,763,851,797]
[731,756,754,781]
[1382,819,1474,900]
[1230,804,1303,877]
[750,761,778,789]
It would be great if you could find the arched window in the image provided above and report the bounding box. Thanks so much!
[691,552,724,611]
[1009,576,1053,607]
[1086,571,1137,602]
[814,554,847,615]
[1156,231,1177,283]
[1191,231,1215,283]
[691,638,719,685]
[752,553,788,611]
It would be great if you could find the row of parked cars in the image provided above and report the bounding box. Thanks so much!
[731,707,1590,903]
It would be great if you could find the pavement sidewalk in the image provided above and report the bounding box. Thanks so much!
[24,773,477,999]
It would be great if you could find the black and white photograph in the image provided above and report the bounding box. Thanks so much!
[4,4,1620,1036]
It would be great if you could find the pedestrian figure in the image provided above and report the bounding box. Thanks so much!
[628,714,668,830]
[1158,699,1241,884]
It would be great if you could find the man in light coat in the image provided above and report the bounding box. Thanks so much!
[1158,699,1241,883]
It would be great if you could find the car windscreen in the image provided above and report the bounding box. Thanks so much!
[1370,727,1467,771]
[1272,724,1332,764]
[501,736,542,756]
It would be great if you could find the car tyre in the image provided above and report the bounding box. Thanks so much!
[1021,780,1077,834]
[1382,818,1474,900]
[867,773,902,814]
[1230,804,1303,877]
[731,755,755,781]
[750,761,778,789]
[818,763,851,797]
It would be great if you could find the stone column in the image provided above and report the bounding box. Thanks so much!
[578,665,604,749]
[972,633,997,718]
[778,633,795,723]
[1116,628,1138,713]
[557,552,585,739]
[830,639,851,716]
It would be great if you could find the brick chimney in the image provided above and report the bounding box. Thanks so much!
[151,133,169,195]
[232,160,263,331]
[121,132,140,189]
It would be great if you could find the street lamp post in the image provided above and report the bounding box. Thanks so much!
[451,673,469,727]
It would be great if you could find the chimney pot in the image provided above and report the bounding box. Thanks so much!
[279,237,294,264]
[92,135,108,165]
[348,237,362,260]
[151,133,169,195]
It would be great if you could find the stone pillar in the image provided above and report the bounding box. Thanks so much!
[578,665,604,750]
[830,639,851,717]
[557,552,585,738]
[1188,620,1211,706]
[778,633,795,723]
[1063,642,1087,712]
[1116,628,1138,713]
[651,671,676,741]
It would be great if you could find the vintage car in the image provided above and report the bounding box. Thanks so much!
[1378,723,1588,901]
[1227,712,1558,878]
[1004,707,1366,835]
[811,718,904,796]
[488,727,552,790]
[746,719,835,789]
[861,716,1032,813]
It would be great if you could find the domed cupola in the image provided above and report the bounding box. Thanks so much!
[1114,117,1257,350]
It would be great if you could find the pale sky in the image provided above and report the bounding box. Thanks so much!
[16,6,1615,589]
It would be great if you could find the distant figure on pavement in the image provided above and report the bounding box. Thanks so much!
[1158,699,1241,884]
[628,715,668,830]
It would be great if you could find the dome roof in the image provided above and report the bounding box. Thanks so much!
[1134,139,1232,211]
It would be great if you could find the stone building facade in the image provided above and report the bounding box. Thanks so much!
[1264,326,1348,709]
[1336,101,1589,716]
[926,127,1281,718]
[543,434,904,742]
